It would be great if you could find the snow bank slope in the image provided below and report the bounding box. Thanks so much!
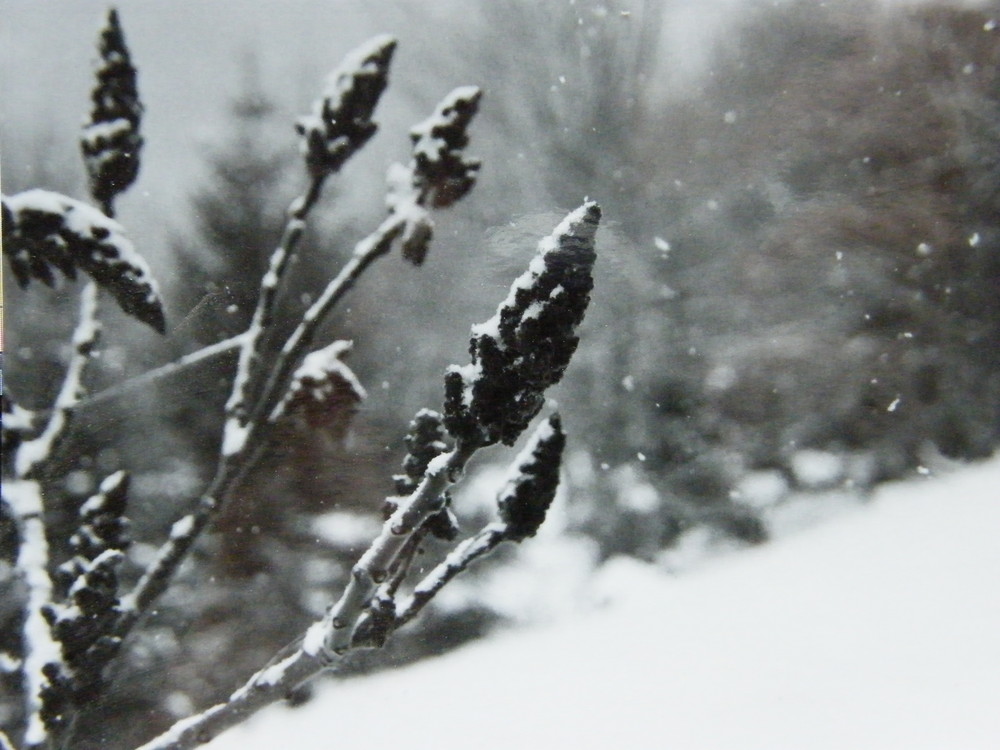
[208,457,1000,750]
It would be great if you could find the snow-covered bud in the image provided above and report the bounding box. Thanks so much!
[296,35,396,179]
[81,9,144,206]
[408,86,482,210]
[444,202,600,447]
[386,87,482,265]
[393,409,449,495]
[57,471,131,595]
[497,414,565,541]
[389,409,459,541]
[271,341,366,435]
[2,190,165,332]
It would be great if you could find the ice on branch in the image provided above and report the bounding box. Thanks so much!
[271,340,366,435]
[497,414,565,540]
[444,202,600,446]
[386,86,482,265]
[80,8,143,207]
[2,190,165,332]
[296,35,396,179]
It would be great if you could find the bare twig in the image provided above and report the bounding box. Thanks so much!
[77,333,246,412]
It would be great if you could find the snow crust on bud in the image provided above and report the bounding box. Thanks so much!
[444,202,600,446]
[296,35,396,178]
[271,340,366,431]
[81,8,143,206]
[386,86,482,265]
[497,414,565,541]
[2,190,165,332]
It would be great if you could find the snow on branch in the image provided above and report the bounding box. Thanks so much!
[2,191,165,333]
[80,8,143,212]
[444,202,601,447]
[3,479,61,748]
[296,35,396,179]
[15,282,101,479]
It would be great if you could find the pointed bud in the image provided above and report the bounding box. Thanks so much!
[497,415,565,541]
[81,9,144,206]
[296,35,396,179]
[2,190,165,332]
[444,202,600,446]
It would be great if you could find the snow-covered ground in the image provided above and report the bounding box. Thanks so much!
[207,456,1000,750]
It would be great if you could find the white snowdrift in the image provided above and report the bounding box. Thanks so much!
[207,456,1000,750]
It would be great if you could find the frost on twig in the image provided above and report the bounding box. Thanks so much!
[386,86,482,264]
[1,190,165,333]
[80,8,143,211]
[270,340,366,439]
[444,201,601,446]
[296,35,396,179]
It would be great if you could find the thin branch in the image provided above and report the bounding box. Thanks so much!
[251,212,406,428]
[17,282,100,479]
[393,522,508,629]
[221,178,325,459]
[77,333,246,412]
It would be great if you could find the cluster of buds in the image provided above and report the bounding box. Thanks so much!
[43,472,132,719]
[444,201,601,447]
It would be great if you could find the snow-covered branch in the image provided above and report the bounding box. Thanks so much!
[3,12,602,747]
[3,480,60,750]
[15,281,101,479]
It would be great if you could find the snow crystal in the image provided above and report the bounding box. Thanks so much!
[887,396,901,412]
[969,232,981,247]
[916,242,933,256]
[985,18,997,31]
[653,236,671,252]
[621,374,635,392]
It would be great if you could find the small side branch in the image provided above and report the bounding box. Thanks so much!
[79,333,246,412]
[394,522,508,629]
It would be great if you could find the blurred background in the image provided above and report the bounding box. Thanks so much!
[2,0,998,747]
